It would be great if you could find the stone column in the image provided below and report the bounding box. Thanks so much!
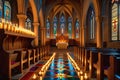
[17,14,27,28]
[40,27,46,46]
[33,22,39,46]
[81,25,86,47]
[96,16,102,48]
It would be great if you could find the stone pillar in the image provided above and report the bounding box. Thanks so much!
[17,14,27,28]
[81,25,86,47]
[96,16,102,48]
[33,22,39,46]
[40,27,46,46]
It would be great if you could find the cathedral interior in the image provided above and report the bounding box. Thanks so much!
[0,0,120,80]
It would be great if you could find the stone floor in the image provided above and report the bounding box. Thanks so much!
[43,48,80,80]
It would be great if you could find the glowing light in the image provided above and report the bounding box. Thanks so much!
[0,18,35,36]
[32,74,37,79]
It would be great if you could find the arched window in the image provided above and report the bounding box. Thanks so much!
[87,5,95,39]
[75,19,79,38]
[60,14,65,34]
[4,1,11,21]
[111,0,120,40]
[53,16,57,38]
[46,19,50,38]
[68,17,72,38]
[25,17,32,30]
[0,0,3,21]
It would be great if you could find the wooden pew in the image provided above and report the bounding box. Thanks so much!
[115,57,120,80]
[28,49,34,67]
[21,50,28,70]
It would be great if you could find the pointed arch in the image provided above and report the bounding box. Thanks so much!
[53,16,58,38]
[46,18,50,38]
[82,0,100,26]
[68,16,72,38]
[75,19,80,38]
[29,0,38,23]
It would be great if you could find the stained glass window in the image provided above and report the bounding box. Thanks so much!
[68,17,72,38]
[87,5,95,39]
[46,19,50,38]
[75,19,79,38]
[111,0,120,40]
[111,0,120,41]
[25,18,32,30]
[90,10,95,39]
[4,1,11,21]
[0,0,3,21]
[60,14,65,34]
[53,16,57,38]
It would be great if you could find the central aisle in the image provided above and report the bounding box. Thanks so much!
[43,49,80,80]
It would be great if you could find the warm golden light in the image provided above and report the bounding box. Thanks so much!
[84,73,88,79]
[0,19,35,36]
[32,74,37,79]
[38,52,56,79]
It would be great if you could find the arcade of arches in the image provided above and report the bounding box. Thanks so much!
[0,0,120,80]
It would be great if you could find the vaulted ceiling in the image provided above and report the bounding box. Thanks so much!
[43,0,83,18]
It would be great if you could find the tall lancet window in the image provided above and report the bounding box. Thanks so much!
[25,17,32,30]
[111,0,120,40]
[0,0,3,21]
[60,14,65,34]
[46,19,50,38]
[53,16,57,38]
[4,1,11,21]
[87,5,95,39]
[75,19,80,38]
[68,17,72,38]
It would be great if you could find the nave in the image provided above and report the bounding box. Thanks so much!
[19,47,85,80]
[43,49,79,80]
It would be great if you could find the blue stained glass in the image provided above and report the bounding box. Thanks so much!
[88,5,95,40]
[53,16,57,38]
[60,14,65,34]
[4,1,11,21]
[0,0,2,19]
[46,19,50,38]
[75,19,79,38]
[68,17,72,38]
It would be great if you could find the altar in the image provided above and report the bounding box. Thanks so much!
[56,34,69,49]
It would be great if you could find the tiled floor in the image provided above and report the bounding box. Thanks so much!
[43,49,80,80]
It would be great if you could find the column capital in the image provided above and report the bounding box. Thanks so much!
[33,22,39,26]
[17,14,27,19]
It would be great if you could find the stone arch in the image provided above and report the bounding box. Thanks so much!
[81,0,101,47]
[29,0,38,23]
[82,0,100,26]
[46,1,81,22]
[39,8,44,27]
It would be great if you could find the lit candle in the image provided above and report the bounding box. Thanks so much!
[0,23,2,29]
[4,23,7,30]
[8,24,11,31]
[32,74,37,79]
